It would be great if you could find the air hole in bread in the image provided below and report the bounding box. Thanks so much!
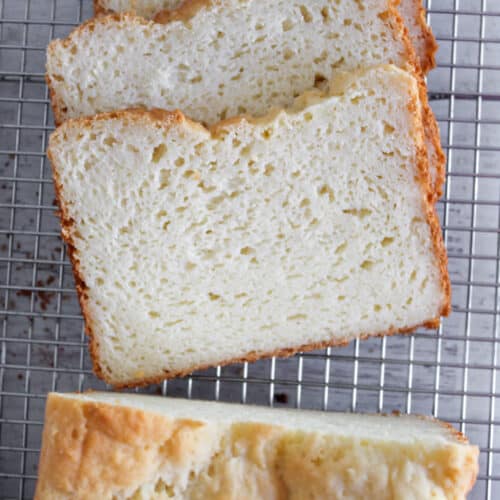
[360,260,374,270]
[314,73,327,88]
[151,144,167,163]
[299,5,313,23]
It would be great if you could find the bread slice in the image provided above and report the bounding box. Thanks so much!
[35,392,478,499]
[93,0,438,73]
[48,65,450,386]
[47,0,444,195]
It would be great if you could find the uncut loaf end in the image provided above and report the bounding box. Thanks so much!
[48,65,450,387]
[35,392,478,499]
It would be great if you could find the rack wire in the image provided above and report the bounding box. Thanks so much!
[0,0,499,498]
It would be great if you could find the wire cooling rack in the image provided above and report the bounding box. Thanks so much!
[0,0,499,498]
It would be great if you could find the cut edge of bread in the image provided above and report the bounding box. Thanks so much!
[46,2,445,198]
[48,64,451,388]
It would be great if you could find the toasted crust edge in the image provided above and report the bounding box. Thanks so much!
[35,392,479,499]
[48,63,450,388]
[409,0,438,73]
[93,0,108,16]
[382,1,445,199]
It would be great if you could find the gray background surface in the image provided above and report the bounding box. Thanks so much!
[0,0,499,498]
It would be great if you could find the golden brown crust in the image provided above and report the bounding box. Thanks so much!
[93,0,109,16]
[94,0,148,17]
[45,71,64,128]
[382,1,445,199]
[408,0,438,73]
[35,393,208,499]
[49,87,450,387]
[401,68,451,320]
[35,393,479,499]
[433,419,480,496]
[154,0,214,23]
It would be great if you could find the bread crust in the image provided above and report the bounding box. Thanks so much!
[407,0,438,73]
[93,0,108,16]
[35,392,209,499]
[381,1,445,198]
[154,0,215,23]
[35,393,478,499]
[48,67,450,386]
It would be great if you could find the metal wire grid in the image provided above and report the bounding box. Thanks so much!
[0,0,498,497]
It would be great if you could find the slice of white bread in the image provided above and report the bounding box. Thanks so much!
[48,65,450,386]
[35,392,478,499]
[47,0,444,195]
[93,0,438,73]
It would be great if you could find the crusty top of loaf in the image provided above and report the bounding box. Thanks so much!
[35,392,478,499]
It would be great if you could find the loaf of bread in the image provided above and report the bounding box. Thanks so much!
[47,0,444,194]
[48,65,449,386]
[93,0,438,73]
[35,392,478,499]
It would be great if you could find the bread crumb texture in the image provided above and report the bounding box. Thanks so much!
[49,0,411,125]
[94,0,436,73]
[35,393,479,499]
[48,66,448,385]
[49,0,443,192]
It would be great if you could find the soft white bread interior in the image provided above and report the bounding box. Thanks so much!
[93,0,438,73]
[47,0,444,193]
[35,392,479,500]
[48,65,449,386]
